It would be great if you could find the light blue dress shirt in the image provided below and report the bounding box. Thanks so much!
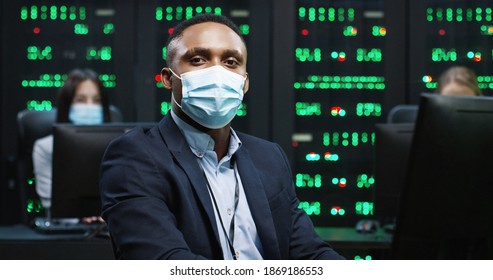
[171,111,264,260]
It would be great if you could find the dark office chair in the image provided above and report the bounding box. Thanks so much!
[16,109,57,223]
[108,105,124,122]
[16,106,123,224]
[386,104,419,124]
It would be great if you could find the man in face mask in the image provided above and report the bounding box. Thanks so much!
[100,14,344,260]
[161,16,249,161]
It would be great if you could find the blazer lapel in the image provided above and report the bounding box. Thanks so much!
[156,115,221,245]
[235,147,282,259]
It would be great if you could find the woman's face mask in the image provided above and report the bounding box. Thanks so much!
[69,104,103,125]
[170,65,247,129]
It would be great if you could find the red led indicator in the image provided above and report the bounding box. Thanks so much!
[168,28,174,35]
[33,27,40,34]
[155,74,162,82]
[474,55,481,62]
[337,55,346,62]
[301,29,309,36]
[438,29,446,36]
[331,107,342,114]
[339,181,347,188]
[292,141,299,147]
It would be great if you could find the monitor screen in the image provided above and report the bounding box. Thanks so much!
[51,123,156,219]
[374,123,414,227]
[392,93,493,259]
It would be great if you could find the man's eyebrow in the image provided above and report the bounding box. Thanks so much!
[182,47,210,59]
[181,47,245,63]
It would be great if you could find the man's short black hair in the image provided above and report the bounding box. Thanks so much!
[165,13,245,66]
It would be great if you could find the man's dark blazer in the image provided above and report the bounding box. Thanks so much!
[100,114,344,260]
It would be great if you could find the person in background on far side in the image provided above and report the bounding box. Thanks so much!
[99,14,345,260]
[32,68,112,219]
[435,66,482,96]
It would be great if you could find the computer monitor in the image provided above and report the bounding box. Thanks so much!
[392,93,493,259]
[374,123,414,227]
[51,123,156,219]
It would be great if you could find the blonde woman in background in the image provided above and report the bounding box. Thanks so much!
[436,66,482,96]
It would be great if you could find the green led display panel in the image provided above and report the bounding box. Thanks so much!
[410,1,493,102]
[153,0,251,131]
[294,0,386,227]
[13,1,119,112]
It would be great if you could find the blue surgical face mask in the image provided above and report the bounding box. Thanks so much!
[69,104,103,125]
[169,65,246,129]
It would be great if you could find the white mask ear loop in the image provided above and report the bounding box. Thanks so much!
[168,68,183,109]
[171,93,182,109]
[168,68,182,80]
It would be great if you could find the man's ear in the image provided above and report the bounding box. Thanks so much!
[161,68,173,90]
[243,72,249,94]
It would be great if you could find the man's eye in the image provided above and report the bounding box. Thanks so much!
[225,59,238,66]
[190,57,205,63]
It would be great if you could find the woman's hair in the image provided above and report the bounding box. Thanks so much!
[56,68,111,123]
[435,66,482,96]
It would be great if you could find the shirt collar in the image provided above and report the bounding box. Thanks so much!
[170,111,242,159]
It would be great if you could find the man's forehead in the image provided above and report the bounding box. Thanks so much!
[166,21,247,66]
[178,22,245,48]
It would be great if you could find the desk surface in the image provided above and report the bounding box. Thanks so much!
[0,225,392,259]
[315,227,392,249]
[0,224,114,259]
[0,224,105,240]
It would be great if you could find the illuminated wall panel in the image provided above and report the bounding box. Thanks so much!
[13,1,120,112]
[294,0,386,227]
[410,0,493,102]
